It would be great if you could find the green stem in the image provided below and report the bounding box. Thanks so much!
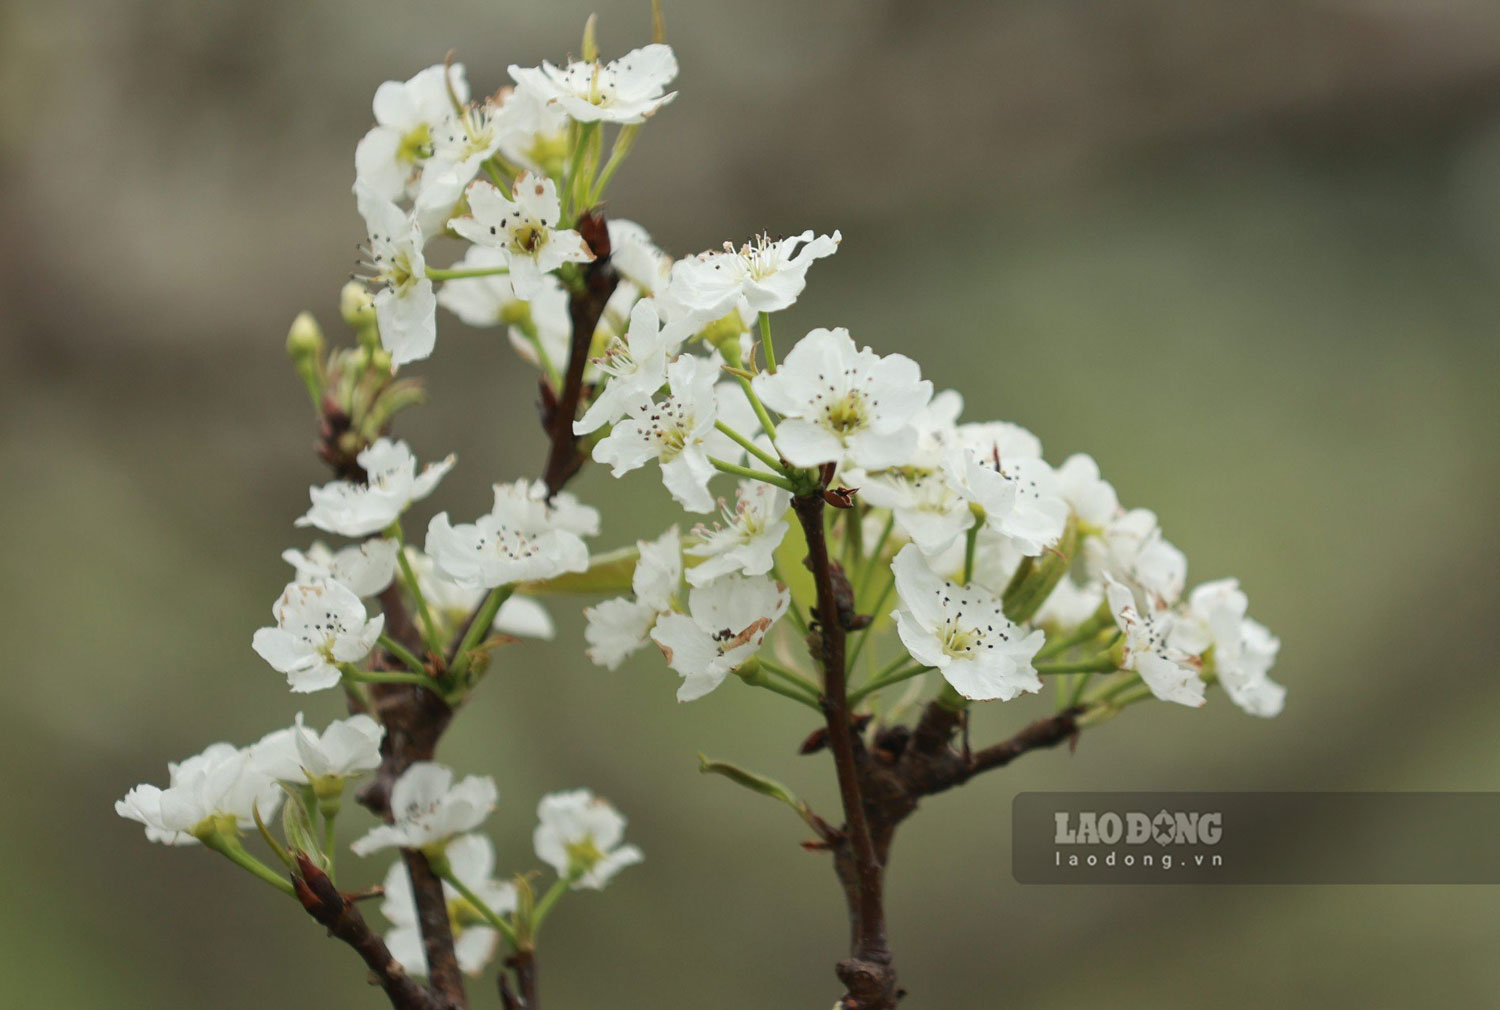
[962,522,980,584]
[1065,670,1095,709]
[714,420,787,473]
[849,662,931,706]
[739,665,823,711]
[756,657,823,698]
[390,526,444,660]
[845,573,895,670]
[1034,656,1118,675]
[342,667,436,688]
[758,312,777,373]
[204,834,295,897]
[856,511,896,604]
[733,373,779,442]
[443,872,519,947]
[530,873,578,938]
[1035,608,1113,662]
[709,457,798,492]
[449,585,514,681]
[380,635,428,676]
[425,265,511,281]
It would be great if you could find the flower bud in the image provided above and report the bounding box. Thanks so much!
[699,311,748,357]
[286,311,325,361]
[286,312,326,406]
[339,281,376,328]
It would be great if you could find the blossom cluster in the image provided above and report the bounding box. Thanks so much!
[117,17,1283,1003]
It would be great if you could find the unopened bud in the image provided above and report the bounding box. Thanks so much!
[339,281,376,328]
[286,312,325,361]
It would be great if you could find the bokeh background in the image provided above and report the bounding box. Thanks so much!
[3,0,1498,1007]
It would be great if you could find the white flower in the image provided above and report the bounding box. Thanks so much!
[669,231,840,318]
[574,299,685,435]
[649,574,788,701]
[282,538,399,598]
[947,423,1068,557]
[435,247,572,373]
[584,526,682,669]
[1171,579,1285,717]
[116,743,282,846]
[450,173,593,297]
[354,64,467,202]
[593,354,720,513]
[1085,508,1187,608]
[251,713,385,784]
[383,833,516,977]
[510,44,678,124]
[1035,577,1105,630]
[298,438,454,538]
[355,183,437,365]
[493,83,570,174]
[351,763,497,856]
[889,545,1045,702]
[751,327,932,471]
[404,547,557,640]
[252,579,385,693]
[1055,453,1119,530]
[608,219,673,296]
[426,479,597,590]
[414,98,515,226]
[686,482,790,586]
[1104,576,1204,708]
[533,790,644,889]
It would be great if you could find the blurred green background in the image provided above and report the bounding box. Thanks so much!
[2,0,1498,1007]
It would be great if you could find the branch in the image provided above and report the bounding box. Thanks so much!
[540,208,619,498]
[791,493,899,1010]
[293,854,451,1010]
[898,703,1083,800]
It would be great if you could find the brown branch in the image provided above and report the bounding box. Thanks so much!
[540,208,619,498]
[792,493,900,1010]
[294,854,451,1010]
[499,949,540,1010]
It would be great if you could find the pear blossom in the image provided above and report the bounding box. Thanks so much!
[354,64,467,202]
[405,547,557,640]
[435,247,572,374]
[282,538,399,598]
[355,183,437,365]
[1171,579,1285,717]
[1055,453,1119,531]
[947,423,1068,557]
[493,83,570,174]
[751,327,932,470]
[1085,508,1187,608]
[584,526,682,669]
[251,713,385,785]
[533,790,644,889]
[298,438,454,538]
[426,479,598,589]
[889,545,1044,702]
[1035,576,1106,630]
[116,743,282,846]
[608,219,673,296]
[382,833,516,977]
[686,482,790,586]
[351,763,497,856]
[649,573,789,701]
[574,299,685,435]
[510,44,678,124]
[252,579,385,693]
[669,230,841,318]
[593,354,720,513]
[450,173,593,297]
[413,98,515,226]
[1104,576,1204,707]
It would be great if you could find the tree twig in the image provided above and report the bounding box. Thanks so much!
[792,492,899,1010]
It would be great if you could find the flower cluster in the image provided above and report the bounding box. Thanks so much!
[117,16,1283,1009]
